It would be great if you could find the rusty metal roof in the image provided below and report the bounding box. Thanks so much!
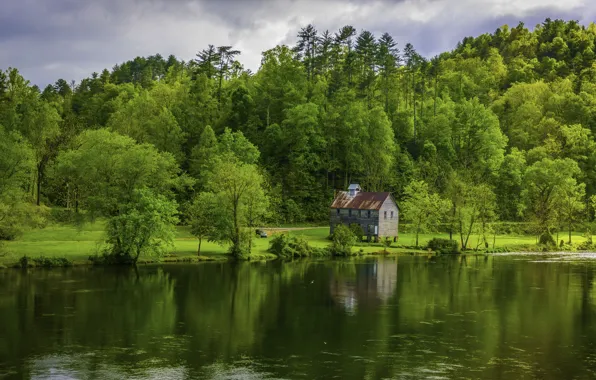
[330,191,391,210]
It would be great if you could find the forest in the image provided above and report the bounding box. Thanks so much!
[2,18,596,259]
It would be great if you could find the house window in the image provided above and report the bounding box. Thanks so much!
[391,211,394,218]
[367,210,371,218]
[358,210,362,217]
[384,211,387,219]
[349,209,352,217]
[337,209,340,215]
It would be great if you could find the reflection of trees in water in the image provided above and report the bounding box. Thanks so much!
[0,267,177,378]
[178,261,282,367]
[3,258,596,379]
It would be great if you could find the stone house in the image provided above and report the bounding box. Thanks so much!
[329,184,399,241]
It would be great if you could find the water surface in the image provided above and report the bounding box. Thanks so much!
[2,255,596,379]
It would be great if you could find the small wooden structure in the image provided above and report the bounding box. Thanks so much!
[329,184,399,241]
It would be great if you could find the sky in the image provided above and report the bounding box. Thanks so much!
[1,0,594,88]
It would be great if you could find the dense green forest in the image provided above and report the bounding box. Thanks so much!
[3,18,596,257]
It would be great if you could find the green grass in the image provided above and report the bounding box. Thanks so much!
[0,221,592,267]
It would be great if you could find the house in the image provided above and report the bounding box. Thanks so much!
[330,184,399,241]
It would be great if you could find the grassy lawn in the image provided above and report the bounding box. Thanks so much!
[0,221,591,267]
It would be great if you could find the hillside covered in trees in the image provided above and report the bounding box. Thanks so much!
[3,18,596,256]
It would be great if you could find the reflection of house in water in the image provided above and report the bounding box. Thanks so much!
[329,258,398,314]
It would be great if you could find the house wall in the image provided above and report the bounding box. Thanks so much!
[330,208,379,236]
[378,197,399,237]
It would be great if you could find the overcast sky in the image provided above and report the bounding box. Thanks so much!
[1,0,594,88]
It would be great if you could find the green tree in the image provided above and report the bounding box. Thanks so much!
[107,91,185,162]
[204,157,269,258]
[54,129,186,261]
[186,192,218,256]
[189,125,218,183]
[105,188,178,263]
[0,125,47,240]
[553,179,586,244]
[401,180,449,247]
[331,224,356,256]
[521,158,582,245]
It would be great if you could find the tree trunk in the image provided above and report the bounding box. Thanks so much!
[233,197,240,257]
[569,223,572,244]
[413,73,416,140]
[197,238,202,257]
[36,163,43,206]
[415,228,419,248]
[434,73,438,117]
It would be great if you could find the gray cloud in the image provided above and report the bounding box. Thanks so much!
[0,0,593,88]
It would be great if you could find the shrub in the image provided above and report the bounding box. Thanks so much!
[538,231,556,247]
[427,238,460,254]
[49,208,77,223]
[89,252,136,266]
[0,225,21,241]
[19,255,73,268]
[349,224,364,241]
[330,225,357,256]
[268,233,323,258]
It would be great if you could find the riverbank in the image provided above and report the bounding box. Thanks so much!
[0,221,592,268]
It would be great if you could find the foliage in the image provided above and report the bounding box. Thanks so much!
[18,255,73,268]
[349,223,365,241]
[267,233,327,258]
[186,192,217,256]
[402,180,449,247]
[54,129,185,218]
[0,125,48,239]
[521,158,582,237]
[202,154,269,258]
[105,188,178,264]
[427,238,460,254]
[330,225,357,256]
[6,18,596,253]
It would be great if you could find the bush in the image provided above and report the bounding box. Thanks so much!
[0,225,21,240]
[427,238,460,254]
[349,224,364,241]
[330,225,357,256]
[268,233,326,258]
[538,231,556,247]
[49,208,84,224]
[19,255,73,268]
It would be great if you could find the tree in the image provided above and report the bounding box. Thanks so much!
[194,45,220,79]
[495,148,526,221]
[186,192,217,256]
[107,90,186,162]
[105,188,178,264]
[54,129,186,262]
[452,98,507,178]
[294,24,318,82]
[553,179,585,244]
[216,46,241,104]
[451,180,497,250]
[189,125,218,183]
[401,180,449,247]
[521,158,582,245]
[360,106,396,191]
[331,224,356,256]
[0,125,47,240]
[204,157,269,258]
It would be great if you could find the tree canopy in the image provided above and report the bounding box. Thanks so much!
[4,18,596,252]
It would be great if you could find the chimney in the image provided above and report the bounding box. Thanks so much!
[348,183,361,197]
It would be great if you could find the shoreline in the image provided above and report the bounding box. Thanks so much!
[4,248,596,270]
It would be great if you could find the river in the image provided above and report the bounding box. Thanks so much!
[1,254,596,379]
